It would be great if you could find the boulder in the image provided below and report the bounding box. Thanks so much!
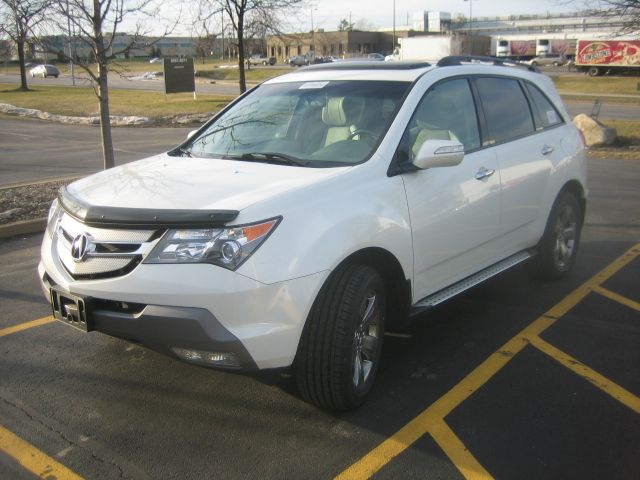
[572,114,617,147]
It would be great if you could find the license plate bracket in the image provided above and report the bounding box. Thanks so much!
[50,288,93,332]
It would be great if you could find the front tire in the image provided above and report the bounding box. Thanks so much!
[529,191,582,279]
[295,264,386,410]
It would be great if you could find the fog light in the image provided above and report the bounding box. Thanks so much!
[172,347,240,367]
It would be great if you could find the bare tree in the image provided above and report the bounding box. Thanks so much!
[43,0,173,170]
[598,0,640,31]
[218,0,303,93]
[0,0,49,91]
[190,1,221,64]
[565,1,640,31]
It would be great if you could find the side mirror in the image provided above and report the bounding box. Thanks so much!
[412,139,465,170]
[187,130,198,140]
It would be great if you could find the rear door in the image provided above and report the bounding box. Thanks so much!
[472,76,558,251]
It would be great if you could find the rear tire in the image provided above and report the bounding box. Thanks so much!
[295,264,386,410]
[588,66,600,77]
[528,191,582,280]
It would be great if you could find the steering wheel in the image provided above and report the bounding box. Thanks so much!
[347,129,376,142]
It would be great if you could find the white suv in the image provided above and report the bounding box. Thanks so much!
[40,58,587,410]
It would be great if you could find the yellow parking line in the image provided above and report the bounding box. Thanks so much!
[335,242,640,479]
[529,335,640,414]
[0,424,84,480]
[592,285,640,312]
[0,316,55,338]
[429,419,494,480]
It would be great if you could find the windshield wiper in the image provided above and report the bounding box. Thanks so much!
[170,147,193,157]
[224,152,310,167]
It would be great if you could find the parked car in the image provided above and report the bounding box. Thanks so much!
[289,55,309,67]
[29,64,60,78]
[367,53,385,61]
[247,54,276,66]
[526,55,568,67]
[40,58,586,410]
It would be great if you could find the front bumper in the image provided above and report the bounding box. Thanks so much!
[39,232,329,370]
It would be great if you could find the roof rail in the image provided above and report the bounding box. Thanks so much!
[302,61,431,71]
[437,55,538,72]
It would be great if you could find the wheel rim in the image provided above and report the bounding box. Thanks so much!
[352,292,381,391]
[554,204,577,269]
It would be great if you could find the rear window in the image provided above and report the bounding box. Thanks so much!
[475,77,535,144]
[525,83,563,130]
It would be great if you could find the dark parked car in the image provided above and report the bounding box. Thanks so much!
[289,55,309,67]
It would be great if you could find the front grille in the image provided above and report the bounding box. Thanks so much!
[54,212,160,279]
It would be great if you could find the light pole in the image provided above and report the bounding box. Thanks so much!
[310,6,317,58]
[392,0,396,55]
[464,0,473,55]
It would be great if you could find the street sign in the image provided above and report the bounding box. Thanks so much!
[163,58,195,94]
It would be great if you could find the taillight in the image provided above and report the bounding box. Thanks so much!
[577,129,586,148]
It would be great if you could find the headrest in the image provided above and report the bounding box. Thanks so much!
[322,97,365,126]
[416,96,456,129]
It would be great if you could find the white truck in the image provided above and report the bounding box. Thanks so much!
[386,35,490,62]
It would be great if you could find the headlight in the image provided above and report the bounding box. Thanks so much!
[46,199,61,238]
[144,217,280,270]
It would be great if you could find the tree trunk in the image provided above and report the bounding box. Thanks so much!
[17,39,29,91]
[97,61,115,169]
[237,13,246,93]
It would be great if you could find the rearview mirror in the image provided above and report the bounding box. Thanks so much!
[412,139,465,170]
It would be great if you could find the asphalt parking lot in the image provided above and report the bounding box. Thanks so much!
[1,156,639,479]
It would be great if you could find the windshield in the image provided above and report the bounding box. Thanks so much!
[184,80,410,167]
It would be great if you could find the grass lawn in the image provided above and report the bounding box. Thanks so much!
[2,59,291,84]
[553,75,640,95]
[599,119,640,145]
[0,83,233,117]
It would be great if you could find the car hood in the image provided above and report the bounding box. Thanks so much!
[65,153,349,213]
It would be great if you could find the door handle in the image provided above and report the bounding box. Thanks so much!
[541,145,555,155]
[475,167,496,181]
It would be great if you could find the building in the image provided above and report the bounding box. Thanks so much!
[266,30,413,62]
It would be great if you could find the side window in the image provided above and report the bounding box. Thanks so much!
[525,83,563,130]
[475,77,535,144]
[397,78,481,163]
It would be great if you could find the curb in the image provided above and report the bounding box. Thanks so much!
[0,218,46,239]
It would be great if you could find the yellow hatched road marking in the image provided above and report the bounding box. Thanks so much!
[592,285,640,312]
[0,316,54,338]
[529,335,640,414]
[429,419,493,480]
[335,242,640,480]
[0,424,84,480]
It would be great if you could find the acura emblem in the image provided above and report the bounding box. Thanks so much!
[70,233,94,262]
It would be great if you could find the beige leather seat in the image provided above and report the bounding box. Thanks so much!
[321,97,365,146]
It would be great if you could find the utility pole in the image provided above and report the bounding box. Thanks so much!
[464,0,473,55]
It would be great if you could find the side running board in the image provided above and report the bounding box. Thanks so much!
[412,250,533,312]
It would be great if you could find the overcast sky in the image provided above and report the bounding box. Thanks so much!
[136,0,582,37]
[301,0,577,32]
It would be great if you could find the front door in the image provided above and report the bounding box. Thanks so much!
[397,77,502,301]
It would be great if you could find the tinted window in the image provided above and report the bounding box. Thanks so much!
[397,78,481,163]
[525,83,563,130]
[476,77,535,144]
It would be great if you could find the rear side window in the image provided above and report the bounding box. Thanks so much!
[475,77,535,144]
[525,83,563,130]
